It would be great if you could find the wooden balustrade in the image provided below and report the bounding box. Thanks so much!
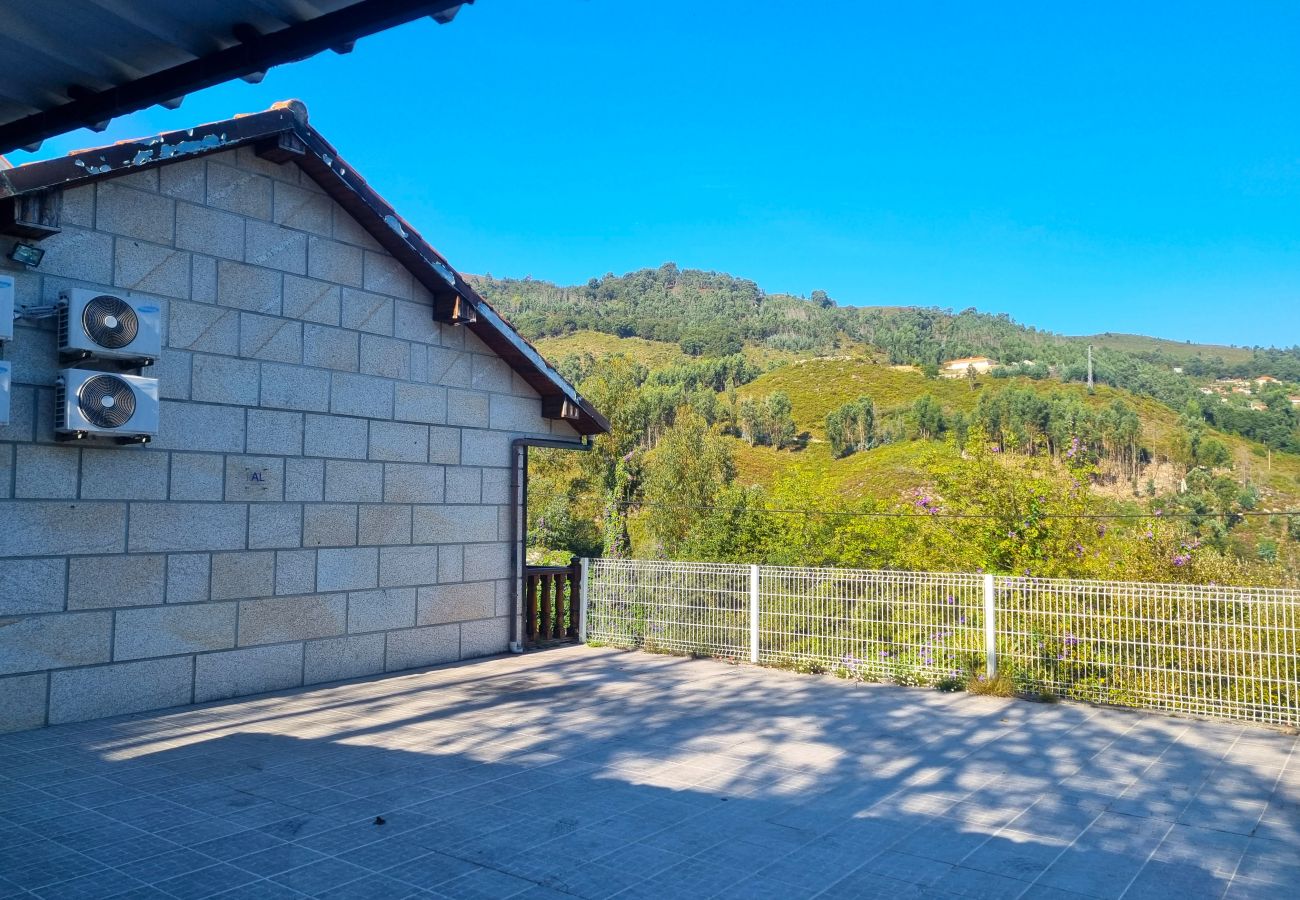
[523,558,582,646]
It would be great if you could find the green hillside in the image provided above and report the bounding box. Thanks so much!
[519,265,1300,581]
[1083,332,1256,366]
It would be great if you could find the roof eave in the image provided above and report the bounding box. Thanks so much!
[0,0,473,156]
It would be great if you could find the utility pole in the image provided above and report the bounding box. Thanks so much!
[1087,344,1095,394]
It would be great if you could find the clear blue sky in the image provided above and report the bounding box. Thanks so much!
[15,1,1300,347]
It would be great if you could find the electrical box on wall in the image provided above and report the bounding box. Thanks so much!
[0,274,14,343]
[0,360,11,425]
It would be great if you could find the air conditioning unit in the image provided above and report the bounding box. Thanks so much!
[0,360,10,425]
[56,367,159,443]
[58,289,161,365]
[0,274,13,343]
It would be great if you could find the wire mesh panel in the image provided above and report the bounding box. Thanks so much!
[994,576,1300,724]
[585,559,750,658]
[760,567,986,681]
[582,558,1300,725]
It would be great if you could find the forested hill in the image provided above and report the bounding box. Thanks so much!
[468,264,1300,453]
[468,264,1300,383]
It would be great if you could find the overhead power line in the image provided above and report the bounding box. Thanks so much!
[578,497,1300,522]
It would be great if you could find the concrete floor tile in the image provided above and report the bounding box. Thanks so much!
[0,646,1292,900]
[153,862,260,900]
[31,868,146,900]
[269,856,370,894]
[430,866,534,899]
[1122,860,1232,900]
[857,848,954,886]
[227,841,328,878]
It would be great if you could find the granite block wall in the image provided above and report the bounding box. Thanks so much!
[0,146,580,731]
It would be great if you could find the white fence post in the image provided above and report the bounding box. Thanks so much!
[983,573,997,679]
[578,557,590,644]
[749,565,760,663]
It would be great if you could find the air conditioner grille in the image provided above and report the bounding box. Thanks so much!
[77,374,136,428]
[82,295,139,349]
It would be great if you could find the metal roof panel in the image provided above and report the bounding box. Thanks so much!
[0,1,471,153]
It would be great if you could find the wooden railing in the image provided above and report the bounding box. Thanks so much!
[524,559,582,646]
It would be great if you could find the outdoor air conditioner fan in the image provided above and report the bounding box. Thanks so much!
[58,288,161,365]
[56,367,158,443]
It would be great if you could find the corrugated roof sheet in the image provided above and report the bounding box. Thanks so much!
[0,1,470,154]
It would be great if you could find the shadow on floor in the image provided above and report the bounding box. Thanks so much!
[0,647,1297,899]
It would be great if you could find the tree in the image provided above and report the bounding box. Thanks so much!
[826,396,875,457]
[680,322,743,357]
[737,397,762,446]
[641,408,735,556]
[765,392,797,449]
[1197,437,1231,469]
[910,394,946,440]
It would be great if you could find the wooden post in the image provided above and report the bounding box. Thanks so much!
[540,574,554,642]
[568,557,582,638]
[554,569,563,639]
[525,572,538,643]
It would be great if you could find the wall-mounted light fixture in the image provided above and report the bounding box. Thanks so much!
[8,242,45,268]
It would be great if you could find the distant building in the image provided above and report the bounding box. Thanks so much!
[1289,395,1300,407]
[1172,366,1184,374]
[941,356,996,378]
[1254,375,1281,385]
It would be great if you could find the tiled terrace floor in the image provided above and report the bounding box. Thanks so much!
[2,646,1298,900]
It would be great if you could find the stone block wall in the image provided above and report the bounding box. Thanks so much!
[0,146,580,731]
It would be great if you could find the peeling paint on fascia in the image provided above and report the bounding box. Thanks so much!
[383,215,408,239]
[73,158,112,175]
[66,131,228,178]
[430,258,456,286]
[157,132,226,160]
